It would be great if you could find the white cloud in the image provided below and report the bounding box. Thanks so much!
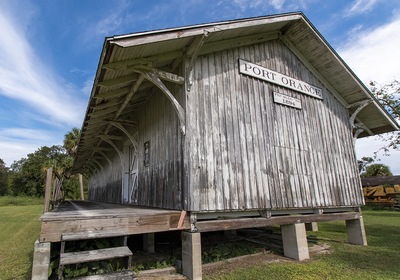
[338,16,400,174]
[0,128,63,166]
[338,16,400,85]
[0,5,85,127]
[345,0,378,16]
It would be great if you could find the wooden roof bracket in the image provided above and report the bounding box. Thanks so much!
[93,148,113,168]
[98,135,124,165]
[348,99,373,143]
[352,123,373,145]
[185,31,209,92]
[85,162,99,175]
[91,158,105,172]
[348,99,373,129]
[109,121,138,150]
[140,71,186,135]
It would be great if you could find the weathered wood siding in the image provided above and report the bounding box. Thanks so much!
[88,82,183,208]
[136,85,184,210]
[185,39,362,212]
[88,155,123,203]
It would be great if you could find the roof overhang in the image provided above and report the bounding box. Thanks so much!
[72,12,399,174]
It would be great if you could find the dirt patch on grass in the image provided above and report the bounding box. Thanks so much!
[203,250,290,277]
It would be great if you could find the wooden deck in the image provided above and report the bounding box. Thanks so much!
[39,200,190,242]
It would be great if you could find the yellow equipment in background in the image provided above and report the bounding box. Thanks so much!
[362,185,400,206]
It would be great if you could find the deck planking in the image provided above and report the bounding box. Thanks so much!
[39,200,190,242]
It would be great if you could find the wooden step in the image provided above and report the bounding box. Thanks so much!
[60,246,132,265]
[62,230,128,241]
[73,270,135,280]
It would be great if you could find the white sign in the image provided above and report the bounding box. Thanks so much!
[239,59,323,100]
[273,92,302,109]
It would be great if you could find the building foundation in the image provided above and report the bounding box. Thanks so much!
[346,217,367,245]
[31,240,51,280]
[281,223,309,261]
[182,231,202,280]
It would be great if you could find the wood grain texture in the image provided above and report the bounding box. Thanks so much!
[186,39,362,212]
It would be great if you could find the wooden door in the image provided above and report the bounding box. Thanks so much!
[128,144,138,204]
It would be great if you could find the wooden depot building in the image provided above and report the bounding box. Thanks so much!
[33,12,399,280]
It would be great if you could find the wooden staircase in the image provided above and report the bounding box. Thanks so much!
[57,231,134,279]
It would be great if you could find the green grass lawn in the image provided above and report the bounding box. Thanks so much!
[0,199,43,280]
[205,209,400,280]
[0,201,399,280]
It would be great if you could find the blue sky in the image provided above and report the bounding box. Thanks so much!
[0,0,399,173]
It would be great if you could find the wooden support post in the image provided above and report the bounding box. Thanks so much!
[182,231,202,280]
[346,217,367,245]
[305,222,318,232]
[79,173,84,200]
[281,223,309,261]
[143,233,155,253]
[31,240,51,280]
[43,167,53,213]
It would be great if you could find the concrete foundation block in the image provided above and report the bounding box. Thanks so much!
[346,217,367,246]
[305,222,318,232]
[182,231,202,280]
[281,223,309,261]
[31,240,51,280]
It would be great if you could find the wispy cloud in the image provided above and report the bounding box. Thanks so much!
[0,127,63,166]
[345,0,378,16]
[338,15,400,84]
[0,4,85,127]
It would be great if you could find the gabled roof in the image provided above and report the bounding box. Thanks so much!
[73,12,399,173]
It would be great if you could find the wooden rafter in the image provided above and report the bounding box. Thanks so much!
[102,50,183,71]
[130,65,184,85]
[91,158,105,172]
[98,135,124,165]
[93,149,113,168]
[97,135,124,141]
[97,74,137,88]
[107,118,137,126]
[114,75,145,119]
[94,87,130,99]
[89,105,120,118]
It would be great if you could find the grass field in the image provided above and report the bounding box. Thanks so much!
[0,201,399,280]
[205,210,400,280]
[0,198,43,280]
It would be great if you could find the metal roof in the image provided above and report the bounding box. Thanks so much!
[73,12,399,173]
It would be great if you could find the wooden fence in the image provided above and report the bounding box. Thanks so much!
[43,167,64,213]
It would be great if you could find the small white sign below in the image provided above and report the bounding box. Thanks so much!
[273,92,302,109]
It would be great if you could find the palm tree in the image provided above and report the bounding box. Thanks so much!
[63,128,80,157]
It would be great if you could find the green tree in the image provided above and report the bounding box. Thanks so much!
[361,163,393,177]
[370,80,400,152]
[0,158,8,195]
[358,156,374,173]
[63,127,80,157]
[8,145,68,196]
[6,128,83,198]
[61,128,82,198]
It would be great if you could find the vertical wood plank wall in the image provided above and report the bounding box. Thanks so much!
[186,39,363,212]
[88,155,123,203]
[136,85,183,210]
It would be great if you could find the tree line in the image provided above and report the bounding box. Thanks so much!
[0,128,82,198]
